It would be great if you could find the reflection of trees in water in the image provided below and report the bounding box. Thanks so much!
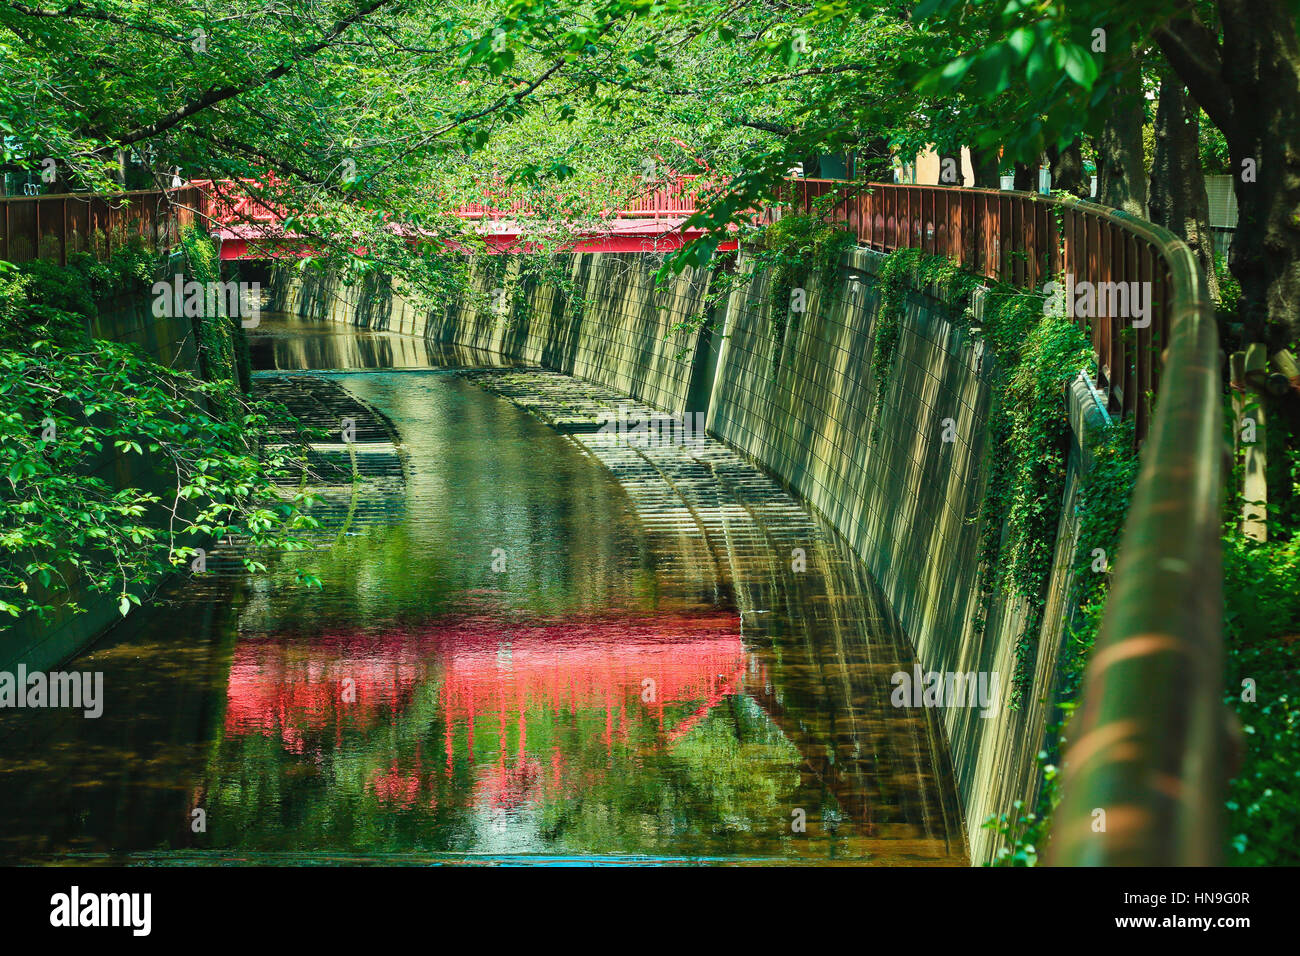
[0,580,242,861]
[459,369,968,862]
[249,314,520,372]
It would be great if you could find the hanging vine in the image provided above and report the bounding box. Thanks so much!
[868,247,1094,708]
[659,212,853,366]
[867,248,983,440]
[984,418,1139,865]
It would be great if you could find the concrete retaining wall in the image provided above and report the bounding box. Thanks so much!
[269,247,1105,864]
[707,249,1106,864]
[272,255,713,414]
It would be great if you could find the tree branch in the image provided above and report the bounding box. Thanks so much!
[6,1,176,38]
[738,119,796,137]
[108,0,398,147]
[1153,10,1233,137]
[371,57,569,181]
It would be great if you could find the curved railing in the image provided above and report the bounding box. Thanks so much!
[1046,207,1224,866]
[777,181,1200,443]
[779,181,1225,865]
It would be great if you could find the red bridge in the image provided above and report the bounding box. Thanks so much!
[190,175,734,260]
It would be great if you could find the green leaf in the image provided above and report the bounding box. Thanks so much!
[972,46,1015,94]
[1061,45,1099,89]
[1007,27,1034,62]
[912,0,958,18]
[1026,43,1053,88]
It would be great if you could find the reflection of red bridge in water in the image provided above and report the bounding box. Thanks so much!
[219,610,954,848]
[190,175,736,259]
[223,612,749,805]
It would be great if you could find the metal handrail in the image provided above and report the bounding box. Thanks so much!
[1046,223,1224,866]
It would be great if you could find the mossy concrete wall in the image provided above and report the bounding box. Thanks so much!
[272,255,711,414]
[269,247,1105,864]
[706,248,1106,865]
[1,300,198,673]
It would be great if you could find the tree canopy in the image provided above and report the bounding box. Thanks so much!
[4,1,1300,340]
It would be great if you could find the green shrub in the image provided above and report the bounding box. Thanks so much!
[17,257,97,318]
[1222,531,1300,865]
[108,234,159,291]
[0,251,320,623]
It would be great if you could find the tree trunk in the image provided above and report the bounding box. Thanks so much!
[1220,0,1300,350]
[1149,76,1220,303]
[1047,139,1089,198]
[1096,72,1149,217]
[971,148,1001,189]
[856,137,894,182]
[1158,0,1300,347]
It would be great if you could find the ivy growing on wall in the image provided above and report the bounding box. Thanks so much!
[468,251,591,330]
[983,418,1139,865]
[757,213,855,364]
[525,251,589,328]
[868,248,1094,711]
[660,213,853,366]
[867,248,982,440]
[176,226,248,395]
[1000,309,1095,704]
[663,248,735,341]
[1059,419,1141,700]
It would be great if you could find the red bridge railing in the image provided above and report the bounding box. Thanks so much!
[185,179,283,227]
[183,175,707,225]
